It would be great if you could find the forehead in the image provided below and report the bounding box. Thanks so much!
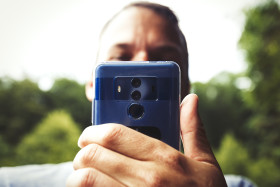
[99,7,181,49]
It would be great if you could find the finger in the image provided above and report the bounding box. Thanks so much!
[180,94,217,165]
[66,168,125,187]
[73,143,148,186]
[78,123,173,161]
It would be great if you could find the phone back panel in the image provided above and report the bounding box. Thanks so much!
[93,61,180,149]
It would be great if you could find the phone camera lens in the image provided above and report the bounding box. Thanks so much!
[131,90,141,100]
[128,103,144,119]
[131,78,141,88]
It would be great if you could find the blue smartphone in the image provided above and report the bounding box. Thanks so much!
[93,61,180,149]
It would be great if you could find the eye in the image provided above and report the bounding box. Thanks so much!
[148,52,174,61]
[150,46,182,61]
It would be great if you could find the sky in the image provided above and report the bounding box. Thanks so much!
[0,0,265,90]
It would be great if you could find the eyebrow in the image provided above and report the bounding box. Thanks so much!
[108,43,181,53]
[108,44,132,53]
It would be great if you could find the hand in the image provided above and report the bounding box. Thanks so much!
[66,94,227,186]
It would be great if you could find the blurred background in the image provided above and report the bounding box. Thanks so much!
[0,0,280,186]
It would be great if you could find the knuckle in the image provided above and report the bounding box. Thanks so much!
[78,126,93,147]
[168,152,183,166]
[156,151,187,173]
[80,169,97,187]
[162,151,182,165]
[79,144,100,168]
[66,169,97,187]
[102,123,123,145]
[145,171,165,187]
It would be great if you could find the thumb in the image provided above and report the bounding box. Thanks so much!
[180,94,217,165]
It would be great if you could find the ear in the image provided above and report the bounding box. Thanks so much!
[85,76,94,102]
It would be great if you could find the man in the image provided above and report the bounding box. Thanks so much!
[0,2,255,187]
[67,2,227,186]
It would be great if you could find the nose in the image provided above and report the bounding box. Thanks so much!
[132,51,149,61]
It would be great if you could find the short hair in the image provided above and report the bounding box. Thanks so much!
[123,2,189,59]
[97,2,189,92]
[99,2,187,53]
[106,2,180,30]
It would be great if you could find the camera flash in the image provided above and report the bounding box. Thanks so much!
[118,85,121,93]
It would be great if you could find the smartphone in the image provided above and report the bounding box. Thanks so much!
[93,61,180,150]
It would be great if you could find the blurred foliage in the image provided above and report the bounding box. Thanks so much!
[215,133,280,187]
[239,0,280,116]
[239,0,280,166]
[0,78,48,145]
[0,77,91,146]
[215,134,251,176]
[47,78,91,127]
[15,110,81,165]
[248,157,280,187]
[192,72,253,148]
[0,77,91,166]
[0,136,11,165]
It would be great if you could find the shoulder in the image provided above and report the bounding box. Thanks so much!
[225,174,257,187]
[0,162,73,187]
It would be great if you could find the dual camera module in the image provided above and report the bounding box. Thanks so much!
[131,78,141,100]
[129,78,144,119]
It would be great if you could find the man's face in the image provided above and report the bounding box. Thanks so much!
[97,7,189,97]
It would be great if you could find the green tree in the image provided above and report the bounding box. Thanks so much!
[47,78,91,129]
[0,136,12,166]
[239,0,280,115]
[15,110,81,165]
[0,78,48,145]
[248,158,280,187]
[192,72,252,148]
[239,0,280,164]
[0,77,92,165]
[215,133,250,176]
[216,134,280,187]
